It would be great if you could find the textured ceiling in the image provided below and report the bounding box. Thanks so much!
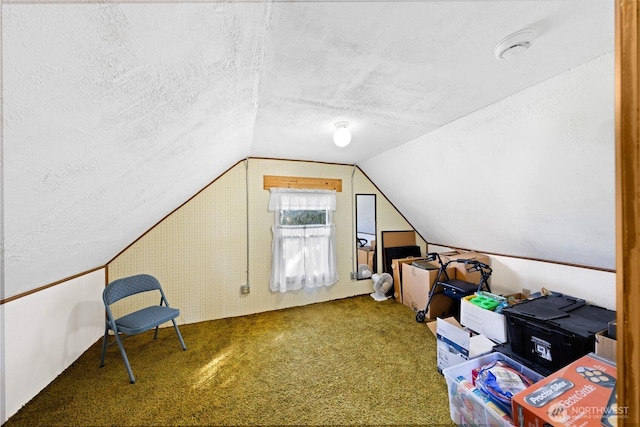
[251,1,613,163]
[2,1,614,298]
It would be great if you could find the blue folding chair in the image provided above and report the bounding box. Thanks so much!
[99,274,186,383]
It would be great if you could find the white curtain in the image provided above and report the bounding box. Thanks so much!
[268,188,337,211]
[269,189,338,293]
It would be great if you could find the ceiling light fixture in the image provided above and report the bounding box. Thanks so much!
[494,29,536,60]
[333,121,351,147]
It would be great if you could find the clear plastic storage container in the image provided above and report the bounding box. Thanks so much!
[442,352,545,427]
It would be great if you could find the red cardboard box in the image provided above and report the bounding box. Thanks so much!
[512,353,622,427]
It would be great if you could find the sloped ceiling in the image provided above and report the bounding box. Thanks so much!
[2,1,614,298]
[360,53,615,271]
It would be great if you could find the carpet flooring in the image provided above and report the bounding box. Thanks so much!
[5,295,455,426]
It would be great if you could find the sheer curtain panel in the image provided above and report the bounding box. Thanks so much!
[269,188,338,292]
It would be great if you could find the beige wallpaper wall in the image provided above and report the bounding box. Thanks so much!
[107,158,425,324]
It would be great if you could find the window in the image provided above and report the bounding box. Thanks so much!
[279,210,327,226]
[268,188,338,292]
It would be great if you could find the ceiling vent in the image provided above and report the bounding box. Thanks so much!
[494,29,536,60]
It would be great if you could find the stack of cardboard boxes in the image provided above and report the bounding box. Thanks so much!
[392,250,504,372]
[398,250,491,320]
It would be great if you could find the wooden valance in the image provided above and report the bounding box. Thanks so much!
[263,175,342,192]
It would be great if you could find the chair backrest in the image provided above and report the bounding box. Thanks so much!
[104,274,163,306]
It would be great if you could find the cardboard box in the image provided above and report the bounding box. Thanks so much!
[439,250,490,283]
[608,320,617,340]
[357,246,375,269]
[402,263,454,319]
[390,256,427,303]
[504,292,531,306]
[512,353,620,427]
[595,330,616,362]
[460,294,508,344]
[427,317,495,372]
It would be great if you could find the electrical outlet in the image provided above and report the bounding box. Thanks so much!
[522,288,530,296]
[350,272,358,280]
[240,284,250,294]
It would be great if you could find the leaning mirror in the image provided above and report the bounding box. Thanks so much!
[355,194,376,278]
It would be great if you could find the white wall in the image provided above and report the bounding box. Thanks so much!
[1,269,105,424]
[489,255,615,310]
[429,244,615,310]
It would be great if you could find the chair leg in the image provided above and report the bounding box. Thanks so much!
[113,331,136,384]
[99,326,109,367]
[172,319,187,350]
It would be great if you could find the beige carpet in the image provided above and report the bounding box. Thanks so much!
[5,295,455,426]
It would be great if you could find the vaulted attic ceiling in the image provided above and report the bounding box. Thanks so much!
[2,1,614,298]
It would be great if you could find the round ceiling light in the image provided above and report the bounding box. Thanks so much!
[494,29,536,60]
[333,121,351,147]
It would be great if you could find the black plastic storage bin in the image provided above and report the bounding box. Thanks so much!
[492,343,555,377]
[502,296,616,372]
[505,294,586,319]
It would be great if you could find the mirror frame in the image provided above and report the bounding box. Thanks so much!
[355,193,377,278]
